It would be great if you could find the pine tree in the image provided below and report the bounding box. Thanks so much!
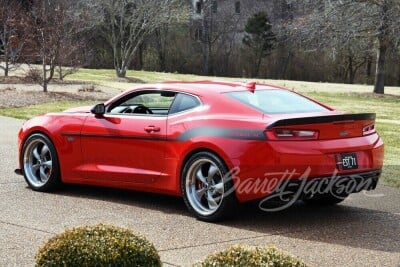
[243,12,276,78]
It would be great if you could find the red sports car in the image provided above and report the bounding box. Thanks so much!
[15,81,384,221]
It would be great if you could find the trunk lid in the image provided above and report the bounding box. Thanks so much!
[266,113,376,140]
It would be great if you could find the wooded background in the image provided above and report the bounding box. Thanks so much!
[0,0,399,93]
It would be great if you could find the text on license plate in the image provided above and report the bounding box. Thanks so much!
[336,153,358,170]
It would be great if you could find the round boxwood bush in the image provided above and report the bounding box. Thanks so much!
[35,224,161,267]
[195,245,308,267]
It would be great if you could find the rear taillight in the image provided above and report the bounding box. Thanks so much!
[363,123,376,136]
[265,129,319,140]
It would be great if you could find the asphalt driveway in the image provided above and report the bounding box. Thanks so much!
[0,116,399,266]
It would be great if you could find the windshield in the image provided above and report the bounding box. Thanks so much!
[226,90,329,114]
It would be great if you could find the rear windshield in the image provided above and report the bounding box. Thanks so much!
[226,90,329,114]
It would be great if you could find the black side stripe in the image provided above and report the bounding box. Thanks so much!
[61,133,167,142]
[177,127,266,141]
[61,127,267,142]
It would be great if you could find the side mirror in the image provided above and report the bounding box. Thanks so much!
[91,103,105,116]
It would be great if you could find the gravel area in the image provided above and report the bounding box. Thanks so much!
[0,83,122,108]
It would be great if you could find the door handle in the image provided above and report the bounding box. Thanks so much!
[144,126,161,133]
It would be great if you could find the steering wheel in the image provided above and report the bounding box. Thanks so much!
[133,104,153,114]
[121,106,134,113]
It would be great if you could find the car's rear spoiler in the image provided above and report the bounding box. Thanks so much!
[266,113,376,129]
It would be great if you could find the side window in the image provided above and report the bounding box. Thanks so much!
[195,1,202,14]
[108,91,176,115]
[235,1,240,14]
[121,93,173,108]
[169,93,200,115]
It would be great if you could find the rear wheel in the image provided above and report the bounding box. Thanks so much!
[303,193,348,206]
[181,152,237,222]
[22,133,61,191]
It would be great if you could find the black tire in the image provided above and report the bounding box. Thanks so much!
[181,151,237,222]
[303,193,348,206]
[21,133,61,191]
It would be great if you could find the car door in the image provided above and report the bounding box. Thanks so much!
[80,90,176,184]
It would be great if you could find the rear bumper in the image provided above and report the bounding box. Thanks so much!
[276,169,381,200]
[234,169,382,203]
[231,133,383,202]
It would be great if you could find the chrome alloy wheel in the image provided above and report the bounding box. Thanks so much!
[185,158,225,216]
[23,139,53,187]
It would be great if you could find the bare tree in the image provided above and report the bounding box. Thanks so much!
[291,0,400,93]
[29,0,82,92]
[366,0,400,94]
[0,0,25,76]
[152,4,188,72]
[55,38,84,81]
[85,0,182,78]
[191,0,244,75]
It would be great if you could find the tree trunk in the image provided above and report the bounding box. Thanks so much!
[117,67,127,78]
[4,59,9,77]
[201,41,209,75]
[208,42,214,75]
[48,62,55,81]
[155,28,167,72]
[41,0,47,92]
[42,53,47,92]
[398,64,400,86]
[58,64,63,80]
[3,23,8,77]
[3,42,9,76]
[373,1,389,94]
[138,43,144,70]
[201,16,210,75]
[280,50,293,79]
[253,51,262,78]
[366,56,372,78]
[348,56,355,84]
[366,55,372,84]
[158,51,166,72]
[373,42,387,94]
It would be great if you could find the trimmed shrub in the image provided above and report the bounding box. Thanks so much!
[195,245,308,267]
[35,224,161,267]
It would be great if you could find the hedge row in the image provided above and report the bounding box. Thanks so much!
[36,224,308,267]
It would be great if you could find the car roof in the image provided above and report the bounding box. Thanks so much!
[142,80,285,96]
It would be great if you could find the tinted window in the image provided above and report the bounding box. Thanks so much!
[226,90,328,114]
[169,93,200,114]
[121,92,175,108]
[108,91,176,115]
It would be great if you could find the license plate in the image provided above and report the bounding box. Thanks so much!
[336,153,358,170]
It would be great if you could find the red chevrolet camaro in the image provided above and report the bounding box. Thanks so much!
[16,81,384,221]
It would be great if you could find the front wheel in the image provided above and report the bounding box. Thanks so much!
[21,133,61,191]
[181,151,237,222]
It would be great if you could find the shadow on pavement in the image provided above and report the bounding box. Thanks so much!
[52,184,399,253]
[226,201,400,253]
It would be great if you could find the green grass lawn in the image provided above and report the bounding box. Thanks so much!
[1,68,399,188]
[66,68,400,96]
[67,69,202,89]
[301,92,400,188]
[0,101,98,120]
